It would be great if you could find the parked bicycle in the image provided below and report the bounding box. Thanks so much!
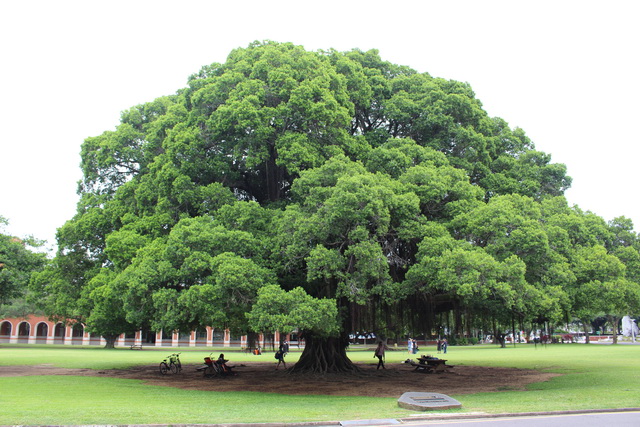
[196,352,235,377]
[159,353,182,375]
[197,353,221,377]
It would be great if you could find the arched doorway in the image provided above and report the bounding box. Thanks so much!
[36,322,49,343]
[141,329,156,345]
[71,323,84,344]
[194,328,208,346]
[54,323,65,344]
[0,321,12,343]
[18,322,30,343]
[160,329,173,346]
[212,329,225,346]
[177,330,190,347]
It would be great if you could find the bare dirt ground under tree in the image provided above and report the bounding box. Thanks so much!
[1,362,559,397]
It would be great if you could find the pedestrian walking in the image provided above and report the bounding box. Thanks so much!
[374,340,388,369]
[275,348,286,369]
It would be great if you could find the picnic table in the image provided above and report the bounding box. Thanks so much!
[410,356,453,373]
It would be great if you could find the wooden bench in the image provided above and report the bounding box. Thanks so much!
[130,344,143,350]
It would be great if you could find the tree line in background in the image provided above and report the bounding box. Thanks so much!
[4,42,639,372]
[0,216,47,316]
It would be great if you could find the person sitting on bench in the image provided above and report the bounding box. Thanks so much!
[216,353,236,375]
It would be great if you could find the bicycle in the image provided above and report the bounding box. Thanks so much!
[159,353,182,375]
[197,352,221,377]
[196,352,236,377]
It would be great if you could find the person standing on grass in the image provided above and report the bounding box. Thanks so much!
[407,337,413,355]
[374,340,388,370]
[442,338,448,354]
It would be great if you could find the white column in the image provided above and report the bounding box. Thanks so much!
[9,324,17,344]
[64,326,73,345]
[46,325,54,344]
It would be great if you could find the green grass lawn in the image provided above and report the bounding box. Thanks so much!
[1,343,639,425]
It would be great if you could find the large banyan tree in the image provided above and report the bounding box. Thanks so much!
[30,41,640,368]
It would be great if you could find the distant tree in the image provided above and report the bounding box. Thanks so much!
[568,245,626,343]
[0,216,47,305]
[604,217,640,342]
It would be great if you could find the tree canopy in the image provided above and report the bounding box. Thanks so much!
[0,216,47,307]
[29,41,640,365]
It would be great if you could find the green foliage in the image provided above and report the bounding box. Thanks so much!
[0,219,47,305]
[80,269,137,340]
[0,297,43,318]
[110,217,275,333]
[35,42,640,355]
[247,285,339,337]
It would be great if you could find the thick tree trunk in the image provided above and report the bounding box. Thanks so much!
[454,302,463,337]
[582,322,591,344]
[610,316,620,344]
[497,333,507,348]
[290,334,359,374]
[491,318,506,347]
[246,332,259,350]
[103,334,118,349]
[265,144,284,202]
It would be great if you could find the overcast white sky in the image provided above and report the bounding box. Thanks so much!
[1,1,639,254]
